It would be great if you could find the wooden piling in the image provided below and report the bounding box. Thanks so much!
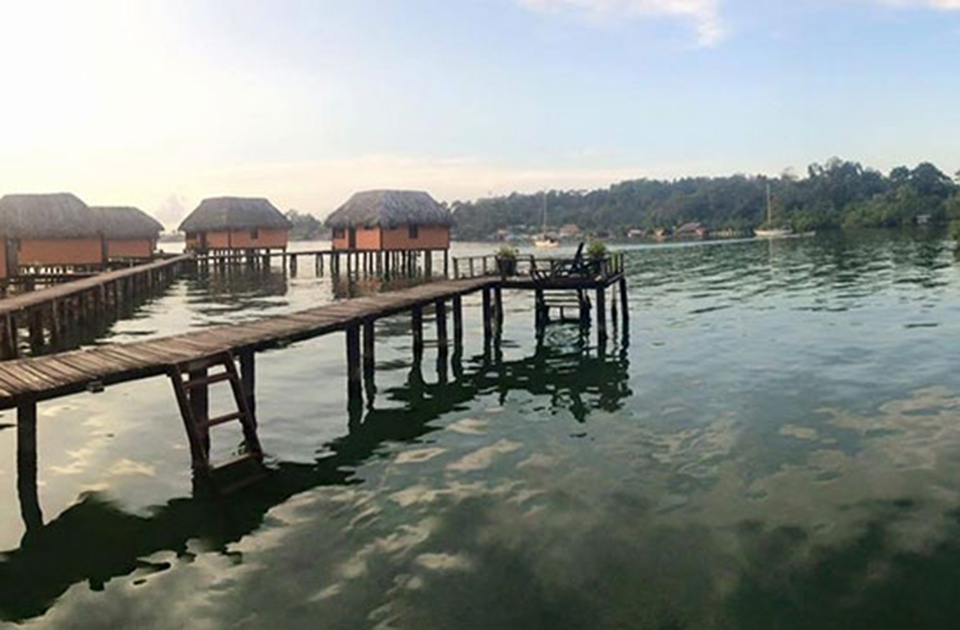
[482,288,493,342]
[596,286,607,344]
[239,349,256,425]
[619,277,629,328]
[412,306,424,359]
[436,299,448,353]
[452,295,463,350]
[494,286,504,334]
[17,397,43,532]
[346,324,362,406]
[363,319,375,375]
[188,366,210,455]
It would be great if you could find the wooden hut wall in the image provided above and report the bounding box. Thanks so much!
[18,238,104,266]
[381,225,450,250]
[106,238,157,259]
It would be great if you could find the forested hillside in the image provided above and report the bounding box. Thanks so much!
[450,159,960,240]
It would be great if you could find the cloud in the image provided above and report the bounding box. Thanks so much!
[518,0,724,46]
[876,0,960,8]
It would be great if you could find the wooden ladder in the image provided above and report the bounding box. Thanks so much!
[168,352,264,487]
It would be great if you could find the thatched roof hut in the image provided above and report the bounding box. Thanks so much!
[178,197,291,233]
[0,193,99,239]
[90,206,164,239]
[325,190,453,229]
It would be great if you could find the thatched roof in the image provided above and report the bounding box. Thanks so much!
[0,193,100,239]
[90,206,164,239]
[178,197,291,233]
[325,190,453,229]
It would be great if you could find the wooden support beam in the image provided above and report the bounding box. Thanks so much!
[188,367,210,455]
[482,288,493,342]
[444,250,449,278]
[346,324,362,407]
[452,295,463,350]
[435,299,448,353]
[412,306,424,359]
[493,286,504,334]
[619,277,629,328]
[596,286,607,345]
[362,319,375,374]
[239,349,256,426]
[17,397,43,533]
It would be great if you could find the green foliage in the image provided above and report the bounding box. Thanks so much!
[285,209,327,241]
[587,240,607,260]
[451,159,959,239]
[950,218,960,243]
[495,244,518,260]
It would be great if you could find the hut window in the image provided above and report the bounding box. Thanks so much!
[408,224,419,240]
[250,227,260,240]
[333,228,345,239]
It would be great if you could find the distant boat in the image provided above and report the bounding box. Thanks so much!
[534,192,560,248]
[754,183,793,239]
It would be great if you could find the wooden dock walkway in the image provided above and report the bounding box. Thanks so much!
[0,254,191,360]
[5,249,631,504]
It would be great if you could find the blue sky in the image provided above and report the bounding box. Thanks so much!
[0,0,959,224]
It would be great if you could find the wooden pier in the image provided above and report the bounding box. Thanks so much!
[195,247,449,279]
[2,248,630,501]
[0,254,191,360]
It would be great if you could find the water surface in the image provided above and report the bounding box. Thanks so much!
[4,232,960,628]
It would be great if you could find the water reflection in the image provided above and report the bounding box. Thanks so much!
[0,336,631,623]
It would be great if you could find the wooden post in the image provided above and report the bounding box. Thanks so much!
[444,250,449,278]
[28,308,44,352]
[2,314,18,359]
[435,299,448,353]
[482,288,493,343]
[239,349,256,426]
[290,254,298,276]
[188,367,210,455]
[346,324,362,407]
[494,286,504,334]
[452,295,463,350]
[453,258,459,279]
[619,277,629,329]
[535,289,546,329]
[596,286,607,345]
[362,319,375,375]
[425,251,433,277]
[412,306,424,360]
[17,397,43,533]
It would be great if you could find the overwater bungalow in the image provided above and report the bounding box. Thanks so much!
[0,193,104,278]
[325,190,452,251]
[179,197,291,253]
[90,206,164,260]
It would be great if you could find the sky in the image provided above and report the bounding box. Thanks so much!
[1,0,959,227]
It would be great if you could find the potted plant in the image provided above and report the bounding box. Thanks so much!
[496,245,518,277]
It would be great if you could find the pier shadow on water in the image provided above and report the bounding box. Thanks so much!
[0,333,631,624]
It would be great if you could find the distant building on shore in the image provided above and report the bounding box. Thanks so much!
[0,193,105,277]
[179,197,291,253]
[91,206,164,260]
[559,224,582,238]
[325,190,453,251]
[676,222,707,238]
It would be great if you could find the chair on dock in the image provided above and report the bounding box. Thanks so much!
[531,242,598,283]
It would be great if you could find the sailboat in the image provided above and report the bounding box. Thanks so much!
[754,183,793,239]
[534,192,559,248]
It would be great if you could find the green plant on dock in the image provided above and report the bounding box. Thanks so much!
[496,245,519,277]
[587,240,608,261]
[495,244,518,260]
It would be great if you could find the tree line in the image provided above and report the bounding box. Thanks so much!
[449,158,960,240]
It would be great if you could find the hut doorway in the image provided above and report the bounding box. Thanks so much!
[348,228,357,249]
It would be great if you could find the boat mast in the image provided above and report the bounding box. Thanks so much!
[542,191,547,235]
[766,183,773,225]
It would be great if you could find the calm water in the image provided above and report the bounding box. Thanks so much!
[5,232,960,628]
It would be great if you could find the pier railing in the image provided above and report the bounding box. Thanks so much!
[452,252,625,281]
